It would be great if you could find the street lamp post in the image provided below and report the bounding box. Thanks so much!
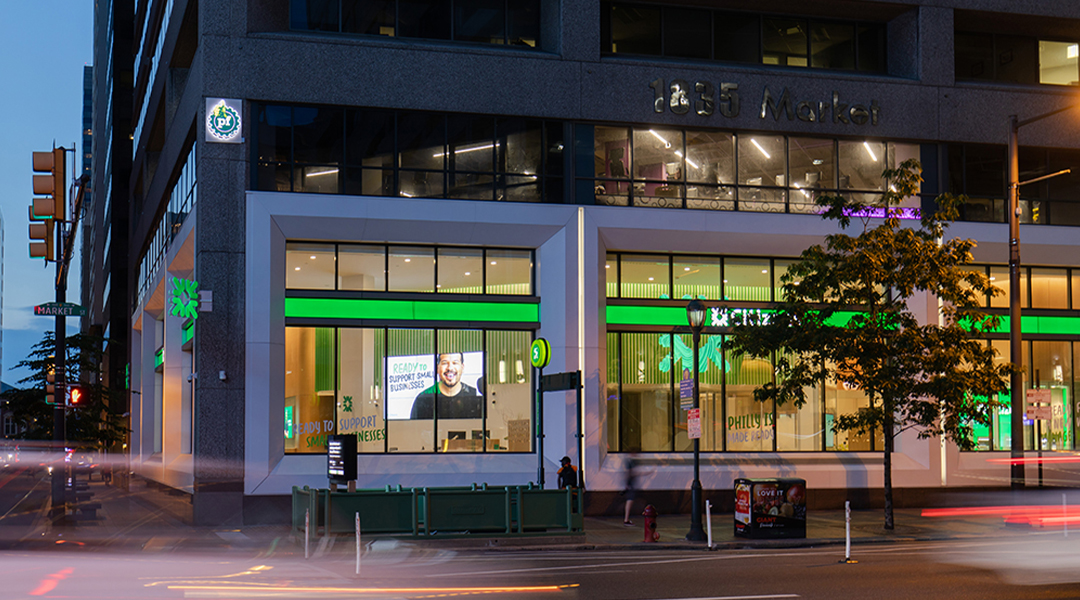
[1007,108,1074,488]
[685,299,707,542]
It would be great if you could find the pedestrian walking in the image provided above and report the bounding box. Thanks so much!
[622,455,639,526]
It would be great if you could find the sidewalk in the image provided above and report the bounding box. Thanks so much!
[0,475,1047,554]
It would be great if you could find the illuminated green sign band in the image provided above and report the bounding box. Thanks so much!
[962,315,1080,336]
[606,305,854,328]
[285,297,539,324]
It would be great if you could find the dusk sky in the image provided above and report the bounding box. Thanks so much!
[0,3,93,384]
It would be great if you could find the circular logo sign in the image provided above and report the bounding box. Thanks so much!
[530,338,551,369]
[207,100,241,141]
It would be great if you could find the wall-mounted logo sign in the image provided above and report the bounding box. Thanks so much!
[206,98,243,143]
[649,79,880,126]
[171,277,200,320]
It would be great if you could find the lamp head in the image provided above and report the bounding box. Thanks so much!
[686,299,706,329]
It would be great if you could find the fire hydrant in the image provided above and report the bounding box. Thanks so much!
[642,504,660,542]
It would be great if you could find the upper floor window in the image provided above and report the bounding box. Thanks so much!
[255,104,565,203]
[290,0,540,47]
[956,32,1079,86]
[601,2,886,74]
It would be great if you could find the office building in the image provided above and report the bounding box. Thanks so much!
[98,0,1080,525]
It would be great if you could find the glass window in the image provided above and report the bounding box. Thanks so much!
[455,0,505,44]
[294,107,344,165]
[686,131,734,185]
[338,245,386,291]
[606,254,618,298]
[763,18,807,67]
[607,332,621,452]
[386,328,435,451]
[398,113,445,170]
[664,7,711,59]
[673,256,720,301]
[258,105,292,163]
[609,4,660,55]
[620,333,673,451]
[995,36,1038,85]
[487,330,533,451]
[825,362,872,450]
[486,249,532,295]
[714,12,759,64]
[789,137,834,201]
[498,118,542,175]
[773,259,797,301]
[777,352,821,451]
[738,135,785,187]
[963,144,1005,198]
[621,254,670,299]
[448,115,495,173]
[398,0,451,40]
[436,330,486,451]
[343,0,394,35]
[988,265,1010,309]
[1040,41,1080,86]
[955,32,993,81]
[438,248,484,293]
[726,351,775,451]
[346,109,394,168]
[838,140,886,191]
[856,23,886,73]
[1031,341,1073,451]
[508,1,540,47]
[285,327,337,453]
[1074,270,1080,309]
[291,0,340,31]
[958,265,988,308]
[287,243,336,289]
[389,246,435,292]
[1031,268,1069,309]
[724,257,772,302]
[295,165,341,194]
[337,328,386,452]
[594,126,630,203]
[810,21,855,70]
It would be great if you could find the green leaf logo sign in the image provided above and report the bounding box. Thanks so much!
[658,335,726,374]
[170,277,200,320]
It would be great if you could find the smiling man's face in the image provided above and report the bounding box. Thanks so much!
[437,354,464,388]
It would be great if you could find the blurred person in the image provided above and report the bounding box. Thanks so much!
[622,454,640,526]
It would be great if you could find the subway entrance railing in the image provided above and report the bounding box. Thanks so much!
[292,483,584,539]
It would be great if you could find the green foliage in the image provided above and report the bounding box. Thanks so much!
[726,159,1013,448]
[0,331,127,449]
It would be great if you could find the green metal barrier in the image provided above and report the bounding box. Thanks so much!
[293,483,584,538]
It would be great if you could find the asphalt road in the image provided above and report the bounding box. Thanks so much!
[0,466,49,534]
[4,534,1080,599]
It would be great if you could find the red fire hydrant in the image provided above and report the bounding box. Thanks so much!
[642,505,660,542]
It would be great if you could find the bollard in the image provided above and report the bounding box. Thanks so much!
[705,499,714,549]
[840,500,857,564]
[642,505,659,542]
[305,509,310,559]
[355,512,361,575]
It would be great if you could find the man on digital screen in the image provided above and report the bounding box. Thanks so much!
[410,353,483,419]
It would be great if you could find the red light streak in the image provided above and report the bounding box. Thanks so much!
[29,567,73,596]
[985,455,1080,465]
[923,505,1080,527]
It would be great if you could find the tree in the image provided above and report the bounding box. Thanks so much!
[0,331,127,449]
[725,159,1014,530]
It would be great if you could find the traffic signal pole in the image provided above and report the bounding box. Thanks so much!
[50,212,67,519]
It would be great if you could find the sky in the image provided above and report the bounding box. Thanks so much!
[0,3,94,385]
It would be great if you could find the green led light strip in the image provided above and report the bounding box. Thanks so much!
[285,297,540,323]
[181,321,195,345]
[609,305,1080,335]
[154,347,164,368]
[605,305,856,328]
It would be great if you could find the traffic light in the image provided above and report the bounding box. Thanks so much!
[68,387,83,407]
[46,370,56,405]
[29,148,65,261]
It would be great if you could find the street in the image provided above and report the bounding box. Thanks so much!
[4,535,1080,599]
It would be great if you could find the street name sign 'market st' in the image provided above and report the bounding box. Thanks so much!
[34,302,86,317]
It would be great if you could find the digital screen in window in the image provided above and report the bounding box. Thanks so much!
[386,351,484,420]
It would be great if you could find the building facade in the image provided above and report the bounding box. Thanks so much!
[104,0,1080,525]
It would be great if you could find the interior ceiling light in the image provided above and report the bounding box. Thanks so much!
[306,168,339,177]
[1069,44,1079,59]
[433,142,498,158]
[863,141,878,162]
[649,129,672,148]
[674,150,699,169]
[750,138,771,159]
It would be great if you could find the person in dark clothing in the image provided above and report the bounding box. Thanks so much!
[410,352,483,419]
[557,456,582,489]
[622,454,640,525]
